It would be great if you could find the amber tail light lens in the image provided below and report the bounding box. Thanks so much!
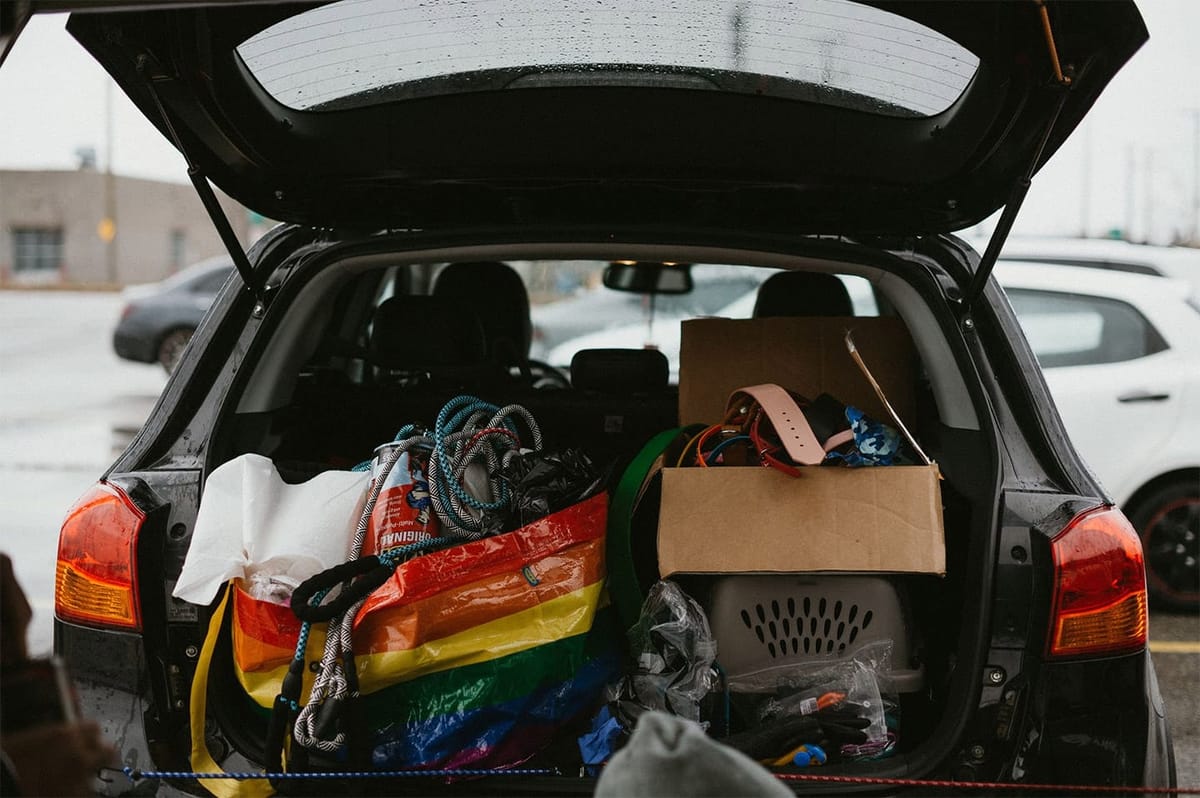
[55,483,144,631]
[1047,505,1148,659]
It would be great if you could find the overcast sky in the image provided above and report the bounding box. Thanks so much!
[1,2,1197,244]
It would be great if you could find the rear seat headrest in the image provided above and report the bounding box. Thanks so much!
[571,348,669,393]
[432,261,532,360]
[753,271,854,317]
[370,295,487,370]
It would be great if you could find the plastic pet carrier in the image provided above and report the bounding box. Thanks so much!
[705,575,924,692]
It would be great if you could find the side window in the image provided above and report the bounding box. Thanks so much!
[1006,288,1168,368]
[192,268,233,294]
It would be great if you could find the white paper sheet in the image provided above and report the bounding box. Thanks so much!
[173,454,368,605]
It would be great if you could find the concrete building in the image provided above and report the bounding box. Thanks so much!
[0,169,258,287]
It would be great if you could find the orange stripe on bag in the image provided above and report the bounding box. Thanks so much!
[357,494,607,613]
[352,536,605,654]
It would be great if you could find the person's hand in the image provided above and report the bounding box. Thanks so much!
[3,719,116,797]
[1,553,32,665]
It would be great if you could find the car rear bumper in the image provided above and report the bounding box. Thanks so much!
[112,328,157,363]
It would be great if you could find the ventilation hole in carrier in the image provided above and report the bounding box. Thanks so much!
[755,626,765,643]
[810,617,818,636]
[849,626,859,644]
[819,597,827,617]
[768,642,777,658]
[782,618,791,637]
[803,638,811,654]
[803,597,811,616]
[848,604,858,624]
[834,600,843,620]
[741,609,752,629]
[756,604,767,623]
[837,621,845,640]
[787,597,796,616]
[862,610,873,630]
[771,599,780,619]
[826,639,835,653]
[769,621,778,639]
[838,642,847,653]
[792,638,800,654]
[823,618,832,637]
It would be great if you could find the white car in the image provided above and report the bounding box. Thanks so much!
[996,260,1200,609]
[965,235,1200,302]
[547,273,878,376]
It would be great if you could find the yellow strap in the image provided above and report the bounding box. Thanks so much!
[190,583,276,798]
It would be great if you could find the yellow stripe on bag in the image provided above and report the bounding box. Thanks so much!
[354,580,604,694]
[234,624,329,709]
[190,584,276,798]
[235,582,604,707]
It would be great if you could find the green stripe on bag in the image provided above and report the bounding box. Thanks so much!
[364,607,620,727]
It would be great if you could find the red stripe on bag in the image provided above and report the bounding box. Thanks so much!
[356,494,607,614]
[353,536,605,654]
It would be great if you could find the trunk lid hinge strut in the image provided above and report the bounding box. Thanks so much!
[963,0,1074,310]
[136,54,267,307]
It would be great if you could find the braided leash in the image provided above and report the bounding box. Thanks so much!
[119,766,560,780]
[115,766,1198,793]
[427,397,541,538]
[293,433,437,754]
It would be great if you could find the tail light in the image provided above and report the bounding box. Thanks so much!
[1047,505,1147,659]
[55,483,144,631]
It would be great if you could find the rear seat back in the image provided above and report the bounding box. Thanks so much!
[527,348,677,473]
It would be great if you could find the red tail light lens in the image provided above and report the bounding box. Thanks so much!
[1047,505,1148,659]
[55,483,144,631]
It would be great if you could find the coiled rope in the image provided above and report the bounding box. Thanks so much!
[293,432,439,753]
[291,400,541,755]
[427,396,542,539]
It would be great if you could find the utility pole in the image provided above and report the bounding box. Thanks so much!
[1124,144,1136,242]
[1192,108,1199,244]
[1142,149,1154,245]
[1079,123,1092,238]
[103,78,117,284]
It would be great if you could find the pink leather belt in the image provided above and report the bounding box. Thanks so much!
[726,384,854,466]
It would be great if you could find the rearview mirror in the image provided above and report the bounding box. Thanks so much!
[602,261,693,294]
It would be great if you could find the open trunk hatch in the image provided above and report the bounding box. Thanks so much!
[58,0,1145,234]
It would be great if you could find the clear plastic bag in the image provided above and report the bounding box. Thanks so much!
[722,641,896,762]
[611,580,718,725]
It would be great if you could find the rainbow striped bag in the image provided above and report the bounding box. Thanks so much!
[197,492,619,785]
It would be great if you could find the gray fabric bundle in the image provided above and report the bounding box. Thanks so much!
[594,712,792,797]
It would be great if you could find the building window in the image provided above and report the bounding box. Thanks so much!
[170,229,187,272]
[12,227,63,274]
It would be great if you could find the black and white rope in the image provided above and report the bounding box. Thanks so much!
[292,433,432,753]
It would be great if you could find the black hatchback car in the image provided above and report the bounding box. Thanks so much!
[12,1,1177,795]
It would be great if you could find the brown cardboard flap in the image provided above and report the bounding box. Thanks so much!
[678,317,917,426]
[657,465,945,576]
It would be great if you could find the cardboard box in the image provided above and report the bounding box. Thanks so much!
[659,316,945,577]
[679,316,918,426]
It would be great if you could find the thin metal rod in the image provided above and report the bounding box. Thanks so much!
[964,84,1072,307]
[136,57,263,302]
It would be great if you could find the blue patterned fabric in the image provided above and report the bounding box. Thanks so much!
[825,406,907,466]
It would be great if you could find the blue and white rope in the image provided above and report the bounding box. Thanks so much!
[428,397,541,539]
[121,766,560,781]
[293,432,434,753]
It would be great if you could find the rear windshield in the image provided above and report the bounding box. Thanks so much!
[238,0,979,118]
